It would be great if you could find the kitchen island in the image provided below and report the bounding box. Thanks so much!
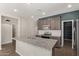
[16,37,57,56]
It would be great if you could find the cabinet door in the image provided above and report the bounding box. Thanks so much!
[54,16,60,30]
[37,20,43,30]
[43,18,51,29]
[38,19,51,30]
[38,16,60,30]
[50,16,60,30]
[50,17,55,30]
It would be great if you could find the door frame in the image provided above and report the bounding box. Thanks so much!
[61,20,75,49]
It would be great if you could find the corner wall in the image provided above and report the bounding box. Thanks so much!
[18,17,37,41]
[1,23,12,44]
[0,15,1,50]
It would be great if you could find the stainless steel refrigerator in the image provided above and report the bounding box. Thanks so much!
[77,19,79,56]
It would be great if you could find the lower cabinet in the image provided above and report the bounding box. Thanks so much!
[50,37,61,47]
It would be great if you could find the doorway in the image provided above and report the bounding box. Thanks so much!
[0,16,17,56]
[61,20,75,49]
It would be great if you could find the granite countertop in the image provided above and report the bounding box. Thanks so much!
[17,37,57,50]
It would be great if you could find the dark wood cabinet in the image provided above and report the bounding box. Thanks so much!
[50,16,60,30]
[37,16,61,30]
[37,20,43,30]
[37,18,51,30]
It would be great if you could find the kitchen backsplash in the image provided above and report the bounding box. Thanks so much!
[38,30,61,37]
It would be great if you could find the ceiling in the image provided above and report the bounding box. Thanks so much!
[0,3,79,20]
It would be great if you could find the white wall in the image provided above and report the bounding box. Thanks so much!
[18,17,37,41]
[0,15,1,50]
[1,23,12,44]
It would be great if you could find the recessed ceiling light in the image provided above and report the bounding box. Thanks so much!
[42,12,46,15]
[13,9,18,12]
[6,19,10,22]
[68,4,72,8]
[31,16,34,18]
[27,3,31,5]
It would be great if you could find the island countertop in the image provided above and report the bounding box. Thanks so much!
[17,37,57,50]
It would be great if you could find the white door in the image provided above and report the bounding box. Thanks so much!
[1,24,12,44]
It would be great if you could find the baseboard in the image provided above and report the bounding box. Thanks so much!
[16,50,23,56]
[0,45,2,50]
[2,41,12,45]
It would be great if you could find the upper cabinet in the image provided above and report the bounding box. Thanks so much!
[37,19,43,30]
[50,16,61,30]
[37,16,61,30]
[37,18,51,30]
